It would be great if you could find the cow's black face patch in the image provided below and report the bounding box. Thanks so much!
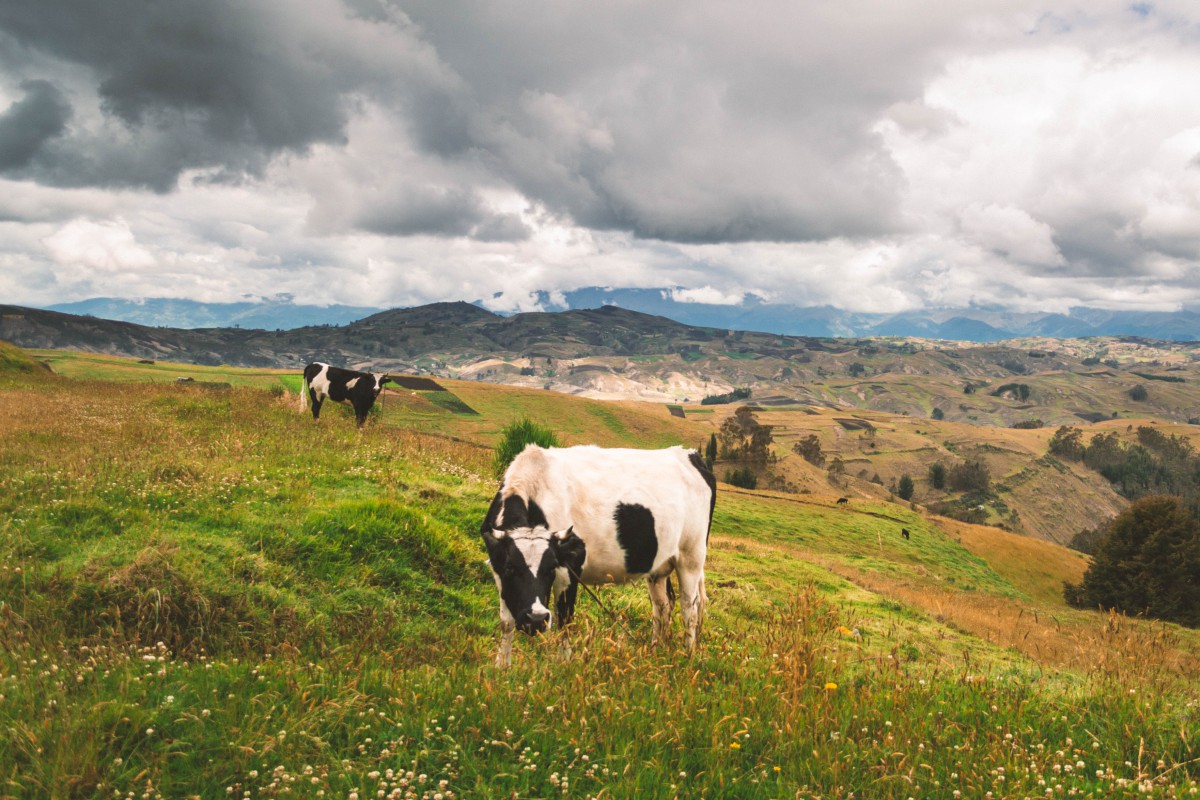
[483,527,584,636]
[614,502,657,574]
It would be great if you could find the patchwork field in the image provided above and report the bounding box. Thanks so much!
[2,345,1199,798]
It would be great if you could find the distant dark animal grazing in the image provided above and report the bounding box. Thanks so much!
[301,362,392,427]
[901,527,910,540]
[836,497,849,505]
[481,444,716,668]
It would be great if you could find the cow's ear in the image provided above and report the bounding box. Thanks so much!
[550,526,586,574]
[481,527,508,552]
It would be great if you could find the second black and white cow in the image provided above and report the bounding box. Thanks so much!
[480,444,716,668]
[301,362,392,427]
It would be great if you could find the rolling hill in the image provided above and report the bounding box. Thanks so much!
[2,345,1198,797]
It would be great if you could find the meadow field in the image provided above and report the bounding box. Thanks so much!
[2,345,1199,798]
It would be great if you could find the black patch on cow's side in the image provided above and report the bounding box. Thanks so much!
[687,450,718,543]
[614,502,657,574]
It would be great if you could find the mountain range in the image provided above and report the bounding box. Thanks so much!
[5,300,1200,430]
[40,289,1200,341]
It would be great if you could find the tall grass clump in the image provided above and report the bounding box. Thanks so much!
[492,416,560,477]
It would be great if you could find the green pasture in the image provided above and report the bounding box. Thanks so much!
[1,344,1198,798]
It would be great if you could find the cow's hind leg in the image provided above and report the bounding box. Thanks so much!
[675,560,707,654]
[309,393,323,420]
[647,574,673,645]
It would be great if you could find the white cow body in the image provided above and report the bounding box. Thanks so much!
[481,444,716,667]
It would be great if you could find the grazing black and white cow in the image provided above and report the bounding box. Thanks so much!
[301,362,392,427]
[480,444,716,668]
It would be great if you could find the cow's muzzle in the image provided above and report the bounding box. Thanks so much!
[517,609,551,635]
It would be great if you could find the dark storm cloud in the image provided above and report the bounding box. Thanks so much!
[0,79,71,170]
[352,184,499,238]
[394,1,951,244]
[0,0,935,241]
[0,0,346,144]
[0,0,457,192]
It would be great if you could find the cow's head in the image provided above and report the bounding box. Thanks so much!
[373,374,392,395]
[482,526,586,635]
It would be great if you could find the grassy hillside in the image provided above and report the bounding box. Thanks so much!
[2,349,1199,798]
[9,302,1200,430]
[27,349,1143,544]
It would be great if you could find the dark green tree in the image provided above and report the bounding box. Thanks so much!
[896,474,915,501]
[718,406,774,465]
[1065,495,1200,627]
[928,462,946,490]
[1129,384,1149,401]
[793,434,825,466]
[705,433,718,470]
[931,407,945,421]
[1048,425,1085,461]
[724,467,758,490]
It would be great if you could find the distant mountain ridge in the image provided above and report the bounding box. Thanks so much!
[46,296,382,330]
[33,289,1200,341]
[530,288,1200,341]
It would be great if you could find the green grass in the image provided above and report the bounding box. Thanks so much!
[2,351,1199,798]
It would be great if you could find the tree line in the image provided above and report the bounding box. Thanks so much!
[1052,424,1200,627]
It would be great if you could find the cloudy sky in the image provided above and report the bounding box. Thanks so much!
[2,1,1200,314]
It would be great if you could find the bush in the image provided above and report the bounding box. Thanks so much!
[928,462,946,490]
[1129,384,1149,401]
[493,417,561,478]
[947,459,990,494]
[896,474,914,501]
[931,407,944,420]
[724,467,758,490]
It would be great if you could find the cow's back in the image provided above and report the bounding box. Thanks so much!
[502,445,712,584]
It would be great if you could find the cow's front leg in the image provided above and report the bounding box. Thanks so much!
[496,619,515,668]
[496,602,517,668]
[554,573,578,661]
